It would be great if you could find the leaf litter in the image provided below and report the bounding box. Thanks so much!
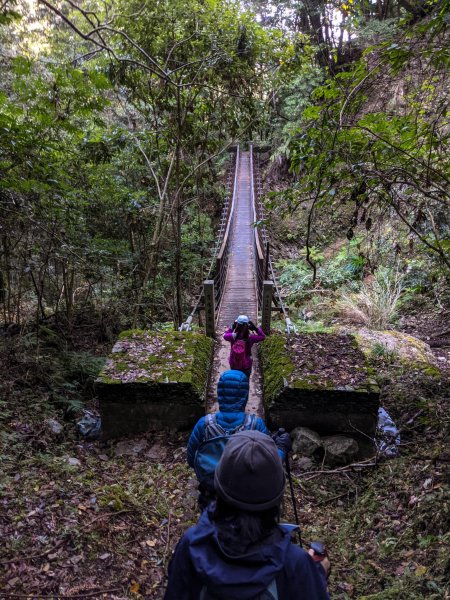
[1,333,449,598]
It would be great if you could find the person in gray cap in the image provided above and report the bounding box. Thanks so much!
[165,430,330,600]
[187,370,291,510]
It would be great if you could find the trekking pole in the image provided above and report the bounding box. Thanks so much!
[285,451,303,548]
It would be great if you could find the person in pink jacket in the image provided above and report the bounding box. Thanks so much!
[223,314,266,378]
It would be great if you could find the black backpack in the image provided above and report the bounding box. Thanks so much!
[200,579,278,600]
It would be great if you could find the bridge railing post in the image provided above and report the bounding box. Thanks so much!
[261,280,273,335]
[203,280,216,338]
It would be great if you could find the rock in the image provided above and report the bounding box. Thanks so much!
[66,457,81,467]
[260,333,380,437]
[95,330,214,437]
[47,418,63,436]
[296,457,314,471]
[115,438,148,456]
[144,443,167,461]
[291,427,322,457]
[356,329,439,372]
[322,435,359,466]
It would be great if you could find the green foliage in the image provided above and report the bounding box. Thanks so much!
[0,0,288,327]
[292,320,334,334]
[277,238,366,297]
[270,11,450,286]
[371,342,399,364]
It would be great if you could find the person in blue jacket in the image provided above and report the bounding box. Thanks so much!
[165,430,330,600]
[187,370,289,507]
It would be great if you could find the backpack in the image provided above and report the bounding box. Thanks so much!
[229,338,247,370]
[194,413,257,485]
[200,579,278,600]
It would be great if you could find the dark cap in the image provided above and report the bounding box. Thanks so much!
[214,430,285,511]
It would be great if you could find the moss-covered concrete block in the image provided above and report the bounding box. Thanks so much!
[356,329,440,375]
[260,333,379,436]
[95,330,214,438]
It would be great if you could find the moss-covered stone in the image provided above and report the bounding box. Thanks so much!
[97,330,213,392]
[259,334,294,406]
[260,332,380,437]
[356,329,440,375]
[95,330,214,437]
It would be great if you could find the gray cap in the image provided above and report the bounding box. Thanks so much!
[214,430,285,512]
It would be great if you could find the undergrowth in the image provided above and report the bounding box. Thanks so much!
[1,320,449,598]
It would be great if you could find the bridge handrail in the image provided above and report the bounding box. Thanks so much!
[214,145,240,314]
[249,145,265,314]
[179,145,240,331]
[250,145,297,335]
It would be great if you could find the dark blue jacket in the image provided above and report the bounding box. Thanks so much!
[187,370,269,468]
[164,508,330,600]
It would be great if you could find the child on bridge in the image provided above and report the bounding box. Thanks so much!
[166,430,330,600]
[187,370,290,509]
[223,314,265,378]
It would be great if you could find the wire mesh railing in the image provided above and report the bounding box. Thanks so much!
[250,145,297,334]
[179,145,239,331]
[249,147,265,313]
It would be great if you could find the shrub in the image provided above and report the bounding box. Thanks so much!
[277,238,366,298]
[336,267,404,329]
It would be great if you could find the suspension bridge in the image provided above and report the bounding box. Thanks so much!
[97,143,380,440]
[179,144,294,416]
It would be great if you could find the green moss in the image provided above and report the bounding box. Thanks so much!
[259,335,294,407]
[261,332,376,404]
[114,361,128,372]
[100,375,122,384]
[356,331,441,377]
[190,333,214,395]
[421,365,441,377]
[118,329,145,339]
[292,374,335,390]
[97,330,213,396]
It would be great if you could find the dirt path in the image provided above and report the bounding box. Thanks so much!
[206,151,264,416]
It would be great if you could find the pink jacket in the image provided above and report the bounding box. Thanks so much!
[223,327,266,371]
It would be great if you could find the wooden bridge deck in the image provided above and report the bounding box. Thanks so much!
[207,151,263,415]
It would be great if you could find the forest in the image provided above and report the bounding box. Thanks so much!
[1,0,449,598]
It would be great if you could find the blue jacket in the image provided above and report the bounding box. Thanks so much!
[187,370,269,468]
[164,507,330,600]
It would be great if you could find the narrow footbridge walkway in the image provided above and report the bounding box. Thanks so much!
[180,145,293,416]
[210,151,261,414]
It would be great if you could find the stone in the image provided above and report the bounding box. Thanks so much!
[296,457,314,471]
[115,438,148,456]
[66,457,81,467]
[291,426,322,457]
[95,330,214,438]
[144,443,168,461]
[260,333,380,437]
[356,329,439,373]
[322,435,359,466]
[47,418,63,436]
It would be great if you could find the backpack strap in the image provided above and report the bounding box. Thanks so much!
[248,414,258,430]
[267,579,278,599]
[230,413,257,435]
[243,413,258,430]
[204,413,226,440]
